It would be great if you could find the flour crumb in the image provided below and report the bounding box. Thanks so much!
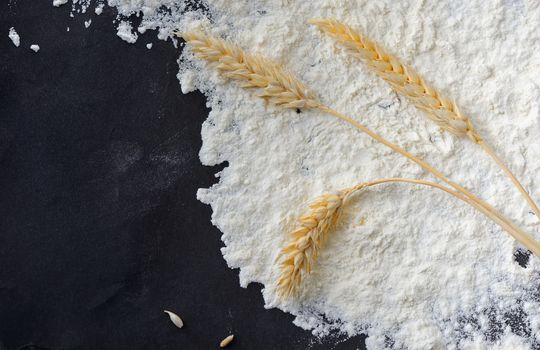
[179,70,196,94]
[116,21,137,43]
[66,27,70,32]
[84,19,92,28]
[95,4,104,15]
[146,43,153,49]
[74,0,91,13]
[53,0,68,7]
[8,27,20,47]
[30,44,40,52]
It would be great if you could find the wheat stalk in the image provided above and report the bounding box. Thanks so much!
[179,31,540,264]
[277,176,540,297]
[310,18,540,220]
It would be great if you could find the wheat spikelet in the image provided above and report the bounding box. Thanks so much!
[179,31,320,110]
[277,186,364,297]
[310,19,482,143]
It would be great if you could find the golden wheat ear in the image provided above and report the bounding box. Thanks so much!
[178,31,321,110]
[308,19,477,140]
[277,177,540,298]
[277,188,361,297]
[310,18,540,221]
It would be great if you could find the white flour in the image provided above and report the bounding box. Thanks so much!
[58,1,540,348]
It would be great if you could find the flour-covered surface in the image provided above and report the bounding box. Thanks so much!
[59,1,540,348]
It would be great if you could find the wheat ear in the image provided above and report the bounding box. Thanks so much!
[277,188,358,297]
[277,176,533,297]
[310,18,540,220]
[180,32,320,110]
[179,31,540,259]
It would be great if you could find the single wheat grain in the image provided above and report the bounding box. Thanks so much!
[219,335,234,348]
[163,310,184,329]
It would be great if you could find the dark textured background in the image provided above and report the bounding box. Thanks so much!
[0,1,367,349]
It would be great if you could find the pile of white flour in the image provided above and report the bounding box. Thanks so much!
[56,0,540,348]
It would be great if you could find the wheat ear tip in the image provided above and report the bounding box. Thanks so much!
[308,18,335,29]
[174,31,191,41]
[176,31,201,42]
[307,18,323,25]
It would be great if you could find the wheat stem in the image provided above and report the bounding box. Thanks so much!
[318,107,504,222]
[478,140,540,218]
[320,108,540,257]
[310,18,540,220]
[179,31,540,259]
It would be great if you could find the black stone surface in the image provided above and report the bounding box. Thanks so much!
[0,2,367,349]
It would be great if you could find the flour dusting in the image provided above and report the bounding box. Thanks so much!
[55,1,540,348]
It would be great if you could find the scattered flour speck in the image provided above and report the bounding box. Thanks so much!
[53,0,69,7]
[179,69,196,94]
[116,20,138,43]
[8,27,20,47]
[95,3,104,15]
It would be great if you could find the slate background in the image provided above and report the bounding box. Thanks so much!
[0,2,367,349]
